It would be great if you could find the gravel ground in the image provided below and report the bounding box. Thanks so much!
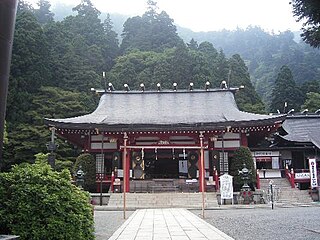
[192,206,320,240]
[94,210,134,240]
[95,206,320,240]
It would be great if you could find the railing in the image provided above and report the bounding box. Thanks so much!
[285,165,295,188]
[95,173,112,192]
[256,169,261,189]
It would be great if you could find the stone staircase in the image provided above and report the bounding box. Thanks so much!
[107,192,219,209]
[260,178,313,206]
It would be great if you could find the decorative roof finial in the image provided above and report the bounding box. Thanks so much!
[108,82,115,91]
[124,83,130,92]
[189,82,194,91]
[140,83,145,92]
[220,80,228,89]
[205,81,210,91]
[173,82,177,91]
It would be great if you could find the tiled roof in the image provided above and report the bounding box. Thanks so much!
[45,89,284,131]
[280,115,320,148]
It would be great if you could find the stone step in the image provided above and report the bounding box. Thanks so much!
[259,178,313,204]
[107,192,219,208]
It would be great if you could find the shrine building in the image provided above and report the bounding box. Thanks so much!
[45,83,285,192]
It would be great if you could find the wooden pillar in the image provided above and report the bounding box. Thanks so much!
[199,132,205,219]
[122,133,128,219]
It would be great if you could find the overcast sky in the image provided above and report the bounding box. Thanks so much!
[29,0,303,32]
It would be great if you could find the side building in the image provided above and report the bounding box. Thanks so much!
[273,113,320,189]
[45,85,285,192]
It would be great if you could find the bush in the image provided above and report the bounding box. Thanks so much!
[73,153,96,192]
[0,163,94,240]
[229,147,256,191]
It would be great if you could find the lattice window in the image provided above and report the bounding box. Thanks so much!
[96,154,104,174]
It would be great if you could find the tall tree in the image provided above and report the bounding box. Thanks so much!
[197,41,220,85]
[301,79,320,96]
[103,14,120,70]
[187,38,198,50]
[291,0,320,48]
[168,43,192,86]
[17,0,33,14]
[34,0,54,25]
[7,10,50,123]
[121,0,182,53]
[229,54,265,113]
[301,92,320,112]
[270,65,304,113]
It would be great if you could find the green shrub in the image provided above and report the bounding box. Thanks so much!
[73,153,96,192]
[0,162,94,240]
[229,147,256,191]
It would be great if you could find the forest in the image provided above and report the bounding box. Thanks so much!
[3,0,320,170]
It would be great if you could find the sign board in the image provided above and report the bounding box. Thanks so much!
[186,179,197,183]
[116,169,133,178]
[309,158,318,188]
[295,172,310,179]
[253,151,279,157]
[219,174,233,204]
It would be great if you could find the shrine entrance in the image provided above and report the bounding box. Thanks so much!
[144,149,179,179]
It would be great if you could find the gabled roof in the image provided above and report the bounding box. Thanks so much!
[280,115,320,149]
[45,89,285,131]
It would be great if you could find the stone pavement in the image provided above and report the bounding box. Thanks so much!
[108,208,234,240]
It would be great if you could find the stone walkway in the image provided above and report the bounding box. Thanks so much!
[108,208,234,240]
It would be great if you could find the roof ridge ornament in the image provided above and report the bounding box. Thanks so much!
[108,82,115,91]
[189,82,194,91]
[124,83,130,92]
[205,81,210,91]
[140,83,145,92]
[173,82,177,91]
[220,80,228,89]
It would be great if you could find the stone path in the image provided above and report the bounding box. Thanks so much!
[108,208,234,240]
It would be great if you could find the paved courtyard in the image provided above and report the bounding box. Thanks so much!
[95,205,320,240]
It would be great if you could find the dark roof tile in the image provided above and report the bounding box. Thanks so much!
[45,90,284,130]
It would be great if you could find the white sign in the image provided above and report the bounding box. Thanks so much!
[254,151,279,157]
[220,174,233,201]
[116,169,133,178]
[309,159,318,188]
[295,172,310,179]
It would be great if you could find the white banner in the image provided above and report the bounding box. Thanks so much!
[220,174,233,200]
[309,158,318,188]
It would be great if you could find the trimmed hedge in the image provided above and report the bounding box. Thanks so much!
[229,146,256,191]
[73,153,96,192]
[0,163,94,240]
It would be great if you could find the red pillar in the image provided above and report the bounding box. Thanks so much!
[240,133,248,147]
[290,168,295,188]
[214,167,219,191]
[256,169,260,189]
[122,134,130,193]
[199,134,205,192]
[125,149,130,192]
[111,171,115,192]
